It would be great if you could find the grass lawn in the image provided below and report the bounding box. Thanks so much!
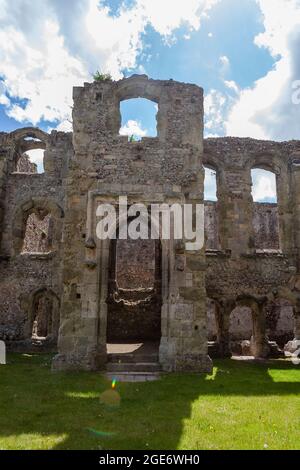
[0,353,299,450]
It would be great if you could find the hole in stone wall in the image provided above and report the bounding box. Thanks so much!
[30,290,59,344]
[204,167,219,250]
[22,212,53,254]
[14,137,45,174]
[251,168,280,250]
[32,295,53,339]
[107,235,162,344]
[204,167,217,202]
[15,149,45,174]
[119,98,158,141]
[251,168,277,203]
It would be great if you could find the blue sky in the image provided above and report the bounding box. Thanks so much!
[1,0,299,199]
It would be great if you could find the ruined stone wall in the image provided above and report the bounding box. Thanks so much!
[253,203,280,251]
[204,137,300,357]
[116,239,155,289]
[1,77,300,365]
[0,129,73,342]
[53,75,211,372]
[205,202,219,250]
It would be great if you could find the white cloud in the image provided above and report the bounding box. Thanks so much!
[204,89,228,136]
[220,55,229,66]
[0,0,220,129]
[251,168,277,202]
[225,0,300,140]
[136,0,219,37]
[25,149,45,174]
[119,119,147,138]
[224,80,239,94]
[0,80,10,106]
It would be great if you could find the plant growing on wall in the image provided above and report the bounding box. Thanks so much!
[93,71,112,81]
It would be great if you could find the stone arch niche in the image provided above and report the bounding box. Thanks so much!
[23,288,60,344]
[12,198,64,256]
[9,127,49,175]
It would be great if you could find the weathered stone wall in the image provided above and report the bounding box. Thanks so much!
[204,137,300,357]
[0,129,73,343]
[205,202,219,250]
[53,75,211,373]
[253,203,280,251]
[116,239,155,289]
[1,77,300,366]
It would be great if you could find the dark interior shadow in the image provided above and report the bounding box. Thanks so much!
[0,354,299,450]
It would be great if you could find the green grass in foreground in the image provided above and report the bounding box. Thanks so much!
[0,353,299,450]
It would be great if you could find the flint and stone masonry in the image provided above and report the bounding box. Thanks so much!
[0,75,300,371]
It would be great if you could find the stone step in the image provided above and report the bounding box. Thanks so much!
[106,372,160,382]
[108,353,159,363]
[107,362,161,373]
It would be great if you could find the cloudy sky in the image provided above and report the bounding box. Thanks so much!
[0,0,298,199]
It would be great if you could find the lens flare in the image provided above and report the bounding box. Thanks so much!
[112,378,117,389]
[99,389,121,408]
[86,428,115,438]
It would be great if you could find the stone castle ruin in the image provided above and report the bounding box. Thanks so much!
[0,75,299,372]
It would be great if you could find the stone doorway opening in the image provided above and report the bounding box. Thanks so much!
[106,236,162,371]
[29,289,60,345]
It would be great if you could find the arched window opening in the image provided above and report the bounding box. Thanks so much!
[251,168,277,203]
[251,168,280,251]
[14,137,45,174]
[32,295,53,339]
[22,212,53,254]
[30,290,60,343]
[204,167,219,250]
[119,98,157,141]
[204,167,217,201]
[229,307,253,356]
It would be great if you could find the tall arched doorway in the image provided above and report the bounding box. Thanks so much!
[106,233,162,362]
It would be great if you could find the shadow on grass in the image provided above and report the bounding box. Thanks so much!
[0,354,299,450]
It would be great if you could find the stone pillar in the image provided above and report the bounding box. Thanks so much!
[294,306,300,341]
[251,301,270,358]
[0,340,6,364]
[291,156,300,271]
